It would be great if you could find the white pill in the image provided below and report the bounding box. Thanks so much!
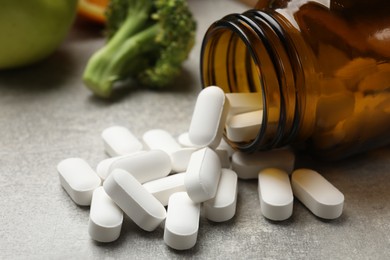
[258,168,293,221]
[88,187,123,242]
[143,173,186,206]
[170,147,199,172]
[177,132,202,148]
[96,154,131,180]
[164,192,200,250]
[109,150,171,183]
[178,133,233,162]
[231,148,295,179]
[101,126,143,157]
[291,169,344,219]
[225,92,262,117]
[142,129,198,172]
[188,86,229,148]
[185,147,222,203]
[103,169,166,231]
[143,129,181,154]
[203,169,238,222]
[57,158,101,206]
[226,110,263,142]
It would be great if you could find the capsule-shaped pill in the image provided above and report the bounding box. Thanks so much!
[177,132,202,148]
[291,169,344,219]
[225,93,263,117]
[101,126,143,157]
[143,129,181,153]
[164,192,200,250]
[170,148,199,172]
[204,169,238,222]
[109,150,171,183]
[231,148,295,179]
[226,110,263,142]
[188,86,229,148]
[88,187,123,242]
[258,168,293,221]
[103,169,166,231]
[143,173,186,206]
[57,158,101,206]
[96,154,132,180]
[143,129,198,172]
[185,147,222,203]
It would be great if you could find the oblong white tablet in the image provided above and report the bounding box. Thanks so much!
[258,168,293,221]
[225,93,262,117]
[231,148,295,179]
[203,169,238,222]
[143,173,186,206]
[88,187,123,242]
[188,86,229,148]
[101,126,143,157]
[142,129,199,173]
[170,148,199,173]
[291,169,344,219]
[185,147,222,203]
[96,154,133,180]
[226,110,263,142]
[164,192,200,250]
[108,150,171,183]
[103,169,166,231]
[142,129,181,154]
[177,132,202,148]
[57,158,101,206]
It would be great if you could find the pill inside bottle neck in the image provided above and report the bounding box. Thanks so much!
[201,10,318,152]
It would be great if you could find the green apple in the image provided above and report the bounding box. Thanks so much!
[0,0,78,69]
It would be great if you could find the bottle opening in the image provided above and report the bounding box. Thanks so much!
[200,11,300,152]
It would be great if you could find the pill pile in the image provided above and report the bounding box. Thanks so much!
[57,86,344,250]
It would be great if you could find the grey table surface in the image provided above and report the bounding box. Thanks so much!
[1,0,389,259]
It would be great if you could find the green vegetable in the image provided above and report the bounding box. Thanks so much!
[82,0,197,97]
[0,0,78,69]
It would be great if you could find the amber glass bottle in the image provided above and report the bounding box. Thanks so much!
[200,0,390,159]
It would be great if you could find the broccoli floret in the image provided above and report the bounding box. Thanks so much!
[82,0,196,97]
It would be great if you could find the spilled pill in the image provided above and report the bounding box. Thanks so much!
[204,168,238,222]
[226,110,263,142]
[185,147,222,203]
[108,150,171,183]
[258,168,293,221]
[101,126,143,157]
[143,129,181,154]
[225,92,262,117]
[177,132,202,148]
[143,129,198,172]
[57,158,101,206]
[231,148,295,179]
[143,173,186,206]
[96,154,131,180]
[291,169,344,219]
[170,147,199,172]
[88,187,123,242]
[188,86,229,148]
[103,169,166,231]
[164,192,200,250]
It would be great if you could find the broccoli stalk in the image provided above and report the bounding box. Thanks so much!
[83,0,196,97]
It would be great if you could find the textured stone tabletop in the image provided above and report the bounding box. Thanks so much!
[1,1,389,259]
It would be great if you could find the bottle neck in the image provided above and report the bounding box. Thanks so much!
[200,10,319,152]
